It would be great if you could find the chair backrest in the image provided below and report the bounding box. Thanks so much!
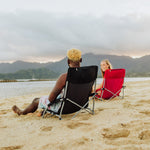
[100,69,125,99]
[61,66,98,114]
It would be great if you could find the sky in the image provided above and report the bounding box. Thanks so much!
[0,0,150,63]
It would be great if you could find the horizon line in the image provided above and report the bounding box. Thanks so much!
[0,53,149,64]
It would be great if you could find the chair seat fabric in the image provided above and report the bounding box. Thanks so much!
[96,69,126,99]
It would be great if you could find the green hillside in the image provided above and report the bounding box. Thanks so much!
[0,53,150,79]
[0,68,59,80]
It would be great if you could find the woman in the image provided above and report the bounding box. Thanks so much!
[100,59,112,78]
[96,59,112,95]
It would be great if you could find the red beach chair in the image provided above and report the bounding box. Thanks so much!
[96,69,126,100]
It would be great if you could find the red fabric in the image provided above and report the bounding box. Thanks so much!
[96,69,125,99]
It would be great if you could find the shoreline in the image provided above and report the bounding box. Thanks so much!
[0,79,56,83]
[1,79,150,100]
[1,77,150,83]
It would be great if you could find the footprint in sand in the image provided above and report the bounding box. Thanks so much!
[75,108,104,120]
[0,103,5,106]
[138,130,150,140]
[72,136,90,146]
[0,110,8,115]
[139,110,150,116]
[78,115,90,121]
[0,125,7,128]
[78,112,95,120]
[0,145,23,150]
[120,120,150,129]
[67,121,91,129]
[122,102,133,108]
[94,108,104,115]
[138,99,150,104]
[103,121,150,147]
[59,136,90,149]
[40,126,53,131]
[105,145,140,150]
[102,128,130,139]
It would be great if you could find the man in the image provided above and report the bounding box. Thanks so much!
[12,48,82,115]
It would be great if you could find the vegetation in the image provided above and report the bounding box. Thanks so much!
[0,53,150,79]
[0,79,17,82]
[0,67,149,80]
[0,68,60,80]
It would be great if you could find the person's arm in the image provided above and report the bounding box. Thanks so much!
[96,82,103,90]
[95,82,103,95]
[91,80,103,93]
[48,73,67,103]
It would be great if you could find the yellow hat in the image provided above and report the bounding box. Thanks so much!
[67,48,81,62]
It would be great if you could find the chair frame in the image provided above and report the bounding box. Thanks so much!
[99,81,126,101]
[96,69,126,101]
[42,66,98,120]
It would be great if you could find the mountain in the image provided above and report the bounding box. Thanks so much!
[45,53,150,76]
[0,53,150,77]
[0,60,52,73]
[45,53,135,75]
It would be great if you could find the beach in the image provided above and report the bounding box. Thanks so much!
[0,80,150,150]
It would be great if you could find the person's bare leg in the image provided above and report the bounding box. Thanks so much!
[12,98,40,115]
[12,105,22,115]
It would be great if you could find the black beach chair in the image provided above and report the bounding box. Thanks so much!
[42,65,98,120]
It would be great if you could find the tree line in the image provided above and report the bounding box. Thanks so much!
[0,68,60,80]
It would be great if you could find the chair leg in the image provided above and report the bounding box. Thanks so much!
[92,96,96,114]
[92,109,94,115]
[42,109,47,118]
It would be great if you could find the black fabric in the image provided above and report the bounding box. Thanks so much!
[67,66,98,84]
[59,65,98,114]
[61,82,94,114]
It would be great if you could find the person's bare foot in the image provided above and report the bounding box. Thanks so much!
[37,110,43,117]
[12,105,22,115]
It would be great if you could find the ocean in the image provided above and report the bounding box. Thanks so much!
[0,77,150,99]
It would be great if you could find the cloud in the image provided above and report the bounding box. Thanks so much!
[0,10,150,62]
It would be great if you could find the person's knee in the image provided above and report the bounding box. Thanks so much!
[32,98,39,106]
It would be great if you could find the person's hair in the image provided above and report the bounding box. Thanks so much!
[101,59,113,78]
[67,48,81,62]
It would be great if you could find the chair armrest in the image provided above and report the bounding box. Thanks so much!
[89,92,98,96]
[122,85,126,89]
[48,98,61,107]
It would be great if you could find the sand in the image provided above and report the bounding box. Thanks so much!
[0,80,150,150]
